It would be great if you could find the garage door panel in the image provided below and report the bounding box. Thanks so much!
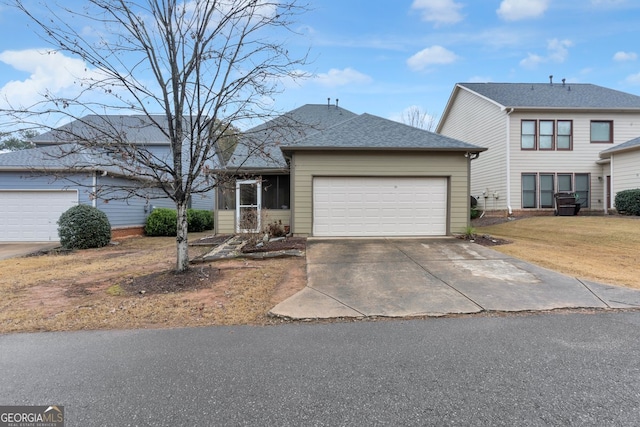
[0,191,78,242]
[313,177,447,237]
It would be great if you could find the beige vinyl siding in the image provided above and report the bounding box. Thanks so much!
[216,210,235,234]
[290,151,469,236]
[612,151,640,195]
[215,209,290,234]
[262,209,291,230]
[439,88,508,210]
[509,111,640,210]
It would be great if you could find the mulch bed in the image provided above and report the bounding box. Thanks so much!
[469,215,518,246]
[459,234,512,247]
[242,237,307,253]
[120,264,220,295]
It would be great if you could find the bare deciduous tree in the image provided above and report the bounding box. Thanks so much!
[3,0,309,272]
[400,105,438,131]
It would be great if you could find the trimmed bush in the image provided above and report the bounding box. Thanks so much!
[58,204,112,249]
[470,207,481,219]
[187,209,214,232]
[615,189,640,216]
[145,208,214,236]
[144,208,178,236]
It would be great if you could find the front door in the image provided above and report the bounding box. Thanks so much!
[236,180,261,233]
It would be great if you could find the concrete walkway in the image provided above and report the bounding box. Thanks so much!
[270,238,640,319]
[0,243,60,260]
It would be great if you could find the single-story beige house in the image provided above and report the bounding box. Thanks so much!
[214,103,486,237]
[599,136,640,211]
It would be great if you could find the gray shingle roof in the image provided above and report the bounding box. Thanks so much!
[599,136,640,158]
[225,104,358,169]
[0,143,95,170]
[459,83,640,109]
[32,115,172,145]
[281,113,485,152]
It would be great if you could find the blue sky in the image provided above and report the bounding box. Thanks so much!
[1,0,640,128]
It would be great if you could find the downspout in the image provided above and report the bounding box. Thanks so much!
[608,156,614,214]
[505,108,514,215]
[466,151,481,225]
[92,171,97,208]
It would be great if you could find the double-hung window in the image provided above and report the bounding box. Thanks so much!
[522,174,537,208]
[521,121,536,149]
[539,121,554,150]
[539,174,555,208]
[521,120,572,150]
[557,121,572,150]
[522,173,590,209]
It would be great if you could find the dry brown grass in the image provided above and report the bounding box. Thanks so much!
[0,233,306,334]
[476,216,640,289]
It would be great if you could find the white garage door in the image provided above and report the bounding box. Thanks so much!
[313,177,447,237]
[0,190,78,242]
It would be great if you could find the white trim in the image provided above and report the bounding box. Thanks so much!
[506,108,514,214]
[235,179,262,233]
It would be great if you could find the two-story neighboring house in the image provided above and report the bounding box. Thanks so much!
[437,81,640,215]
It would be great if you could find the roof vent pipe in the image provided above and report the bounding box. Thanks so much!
[549,75,553,85]
[327,97,330,109]
[336,98,339,109]
[562,78,566,86]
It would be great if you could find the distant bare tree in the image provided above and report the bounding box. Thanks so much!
[400,106,438,131]
[3,0,309,272]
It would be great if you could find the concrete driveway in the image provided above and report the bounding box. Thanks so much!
[270,238,640,319]
[0,243,60,260]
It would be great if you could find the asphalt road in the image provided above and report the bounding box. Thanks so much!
[2,311,640,426]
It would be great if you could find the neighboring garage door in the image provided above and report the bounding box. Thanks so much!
[313,177,447,237]
[0,190,78,242]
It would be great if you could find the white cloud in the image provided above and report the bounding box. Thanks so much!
[547,38,572,62]
[613,51,638,61]
[468,76,493,83]
[497,0,549,21]
[625,72,640,84]
[313,68,373,87]
[0,49,93,109]
[519,38,572,69]
[407,45,458,71]
[411,0,464,26]
[520,53,545,68]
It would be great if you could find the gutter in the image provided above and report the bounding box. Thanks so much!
[505,107,514,215]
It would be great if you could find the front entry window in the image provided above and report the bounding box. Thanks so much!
[236,180,261,233]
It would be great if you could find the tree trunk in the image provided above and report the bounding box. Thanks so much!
[176,201,190,272]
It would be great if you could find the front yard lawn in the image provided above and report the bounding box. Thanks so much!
[0,233,306,334]
[474,216,640,289]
